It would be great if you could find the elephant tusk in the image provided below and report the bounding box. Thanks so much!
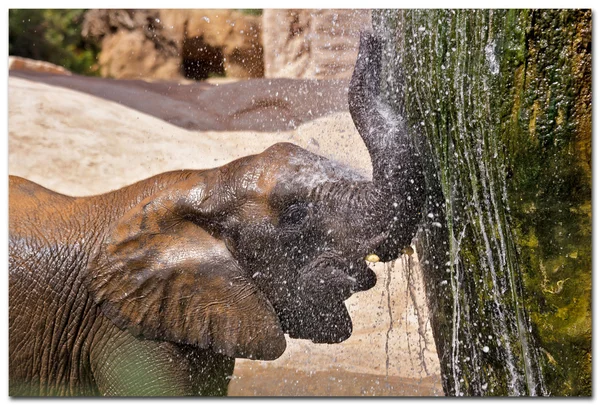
[401,246,414,256]
[365,254,380,263]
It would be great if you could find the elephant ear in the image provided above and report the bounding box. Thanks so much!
[85,180,286,360]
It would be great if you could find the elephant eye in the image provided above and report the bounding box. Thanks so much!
[280,203,310,227]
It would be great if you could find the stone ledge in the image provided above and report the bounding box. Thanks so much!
[8,56,72,76]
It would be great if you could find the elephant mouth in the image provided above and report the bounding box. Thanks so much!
[277,253,377,344]
[279,299,353,344]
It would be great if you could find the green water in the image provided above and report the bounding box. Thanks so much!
[373,9,591,396]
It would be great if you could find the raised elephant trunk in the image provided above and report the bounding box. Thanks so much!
[348,32,425,256]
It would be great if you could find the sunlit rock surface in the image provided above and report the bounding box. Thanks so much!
[82,9,263,80]
[9,69,350,133]
[8,71,442,395]
[373,9,591,396]
[263,9,371,79]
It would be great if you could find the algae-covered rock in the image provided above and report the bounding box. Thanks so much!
[373,9,591,396]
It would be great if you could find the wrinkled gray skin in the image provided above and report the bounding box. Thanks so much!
[9,32,425,396]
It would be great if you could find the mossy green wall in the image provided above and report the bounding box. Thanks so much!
[373,9,591,396]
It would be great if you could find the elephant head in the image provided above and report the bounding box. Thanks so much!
[85,32,425,362]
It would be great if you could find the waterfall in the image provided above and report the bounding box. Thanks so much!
[373,9,591,396]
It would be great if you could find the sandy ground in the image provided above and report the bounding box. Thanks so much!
[8,73,443,396]
[230,367,442,396]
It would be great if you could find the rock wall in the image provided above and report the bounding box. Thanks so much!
[262,9,371,79]
[161,9,263,79]
[373,9,592,396]
[82,9,262,80]
[82,9,371,81]
[82,9,180,79]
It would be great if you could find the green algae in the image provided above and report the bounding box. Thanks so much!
[373,9,591,396]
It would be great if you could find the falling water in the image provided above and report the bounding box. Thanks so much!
[372,9,592,396]
[384,260,394,379]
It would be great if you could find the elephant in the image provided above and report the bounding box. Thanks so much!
[8,32,425,396]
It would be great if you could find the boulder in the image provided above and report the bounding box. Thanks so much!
[82,9,181,80]
[169,9,263,79]
[82,9,263,80]
[262,9,371,79]
[97,29,181,79]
